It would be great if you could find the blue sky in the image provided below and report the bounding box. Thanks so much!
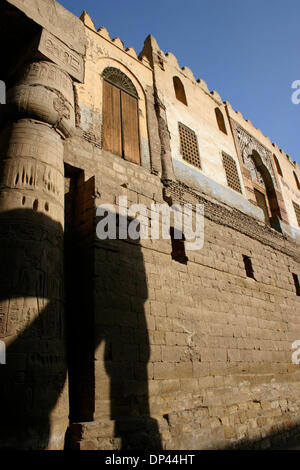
[7,0,300,163]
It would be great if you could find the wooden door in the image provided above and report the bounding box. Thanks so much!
[102,80,122,157]
[121,90,140,165]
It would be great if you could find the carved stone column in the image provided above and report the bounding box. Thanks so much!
[154,89,176,182]
[0,60,75,449]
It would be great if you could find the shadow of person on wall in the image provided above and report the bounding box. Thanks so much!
[93,230,162,450]
[65,172,162,449]
[0,200,162,449]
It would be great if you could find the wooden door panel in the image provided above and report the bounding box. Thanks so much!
[102,80,122,156]
[254,188,270,225]
[121,91,140,165]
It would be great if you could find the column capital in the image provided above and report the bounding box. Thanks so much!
[5,60,76,138]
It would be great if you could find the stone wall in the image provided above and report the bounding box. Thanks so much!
[1,0,300,452]
[65,137,300,450]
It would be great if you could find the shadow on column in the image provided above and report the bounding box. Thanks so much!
[0,208,67,449]
[0,196,162,449]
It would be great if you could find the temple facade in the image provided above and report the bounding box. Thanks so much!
[1,0,300,450]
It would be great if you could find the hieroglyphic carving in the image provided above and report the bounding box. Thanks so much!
[0,301,8,337]
[7,0,86,56]
[17,61,74,106]
[53,96,71,120]
[38,30,84,82]
[231,119,277,189]
[2,152,63,199]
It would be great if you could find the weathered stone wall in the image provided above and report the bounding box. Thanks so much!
[1,0,300,452]
[139,35,300,234]
[65,136,300,450]
[225,102,300,232]
[140,36,242,192]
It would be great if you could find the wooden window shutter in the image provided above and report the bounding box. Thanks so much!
[121,90,140,165]
[102,80,122,157]
[254,188,270,225]
[222,153,242,193]
[178,122,201,169]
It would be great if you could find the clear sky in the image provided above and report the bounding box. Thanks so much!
[6,1,300,163]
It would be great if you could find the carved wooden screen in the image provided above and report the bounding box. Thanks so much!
[254,188,270,225]
[102,68,140,165]
[178,123,201,169]
[222,153,242,193]
[293,201,300,226]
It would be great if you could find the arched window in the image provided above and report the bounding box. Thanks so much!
[294,171,300,191]
[273,154,283,176]
[173,76,187,105]
[102,67,140,165]
[215,108,227,134]
[246,150,282,226]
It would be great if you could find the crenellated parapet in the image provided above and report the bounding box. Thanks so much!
[140,35,225,105]
[80,11,151,68]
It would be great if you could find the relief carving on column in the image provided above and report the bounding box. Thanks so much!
[0,57,70,448]
[231,119,277,189]
[6,61,76,138]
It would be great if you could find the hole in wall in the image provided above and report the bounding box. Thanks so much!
[45,202,49,212]
[163,414,170,425]
[243,255,255,279]
[292,273,300,296]
[22,196,26,205]
[170,227,188,264]
[33,199,39,212]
